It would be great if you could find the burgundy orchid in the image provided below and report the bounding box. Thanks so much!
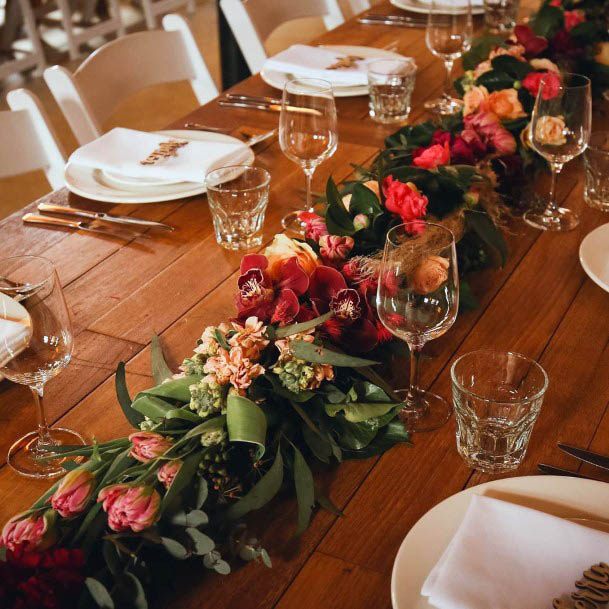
[309,266,378,352]
[236,254,309,325]
[513,25,548,57]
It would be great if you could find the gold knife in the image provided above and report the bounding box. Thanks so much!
[218,100,322,116]
[23,213,139,239]
[37,203,174,230]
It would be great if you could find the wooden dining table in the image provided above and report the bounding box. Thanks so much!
[2,1,609,607]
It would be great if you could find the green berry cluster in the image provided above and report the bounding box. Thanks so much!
[273,359,317,394]
[189,377,226,418]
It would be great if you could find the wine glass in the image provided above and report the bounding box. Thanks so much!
[377,222,459,432]
[425,0,473,116]
[279,78,338,233]
[524,72,592,231]
[0,256,85,478]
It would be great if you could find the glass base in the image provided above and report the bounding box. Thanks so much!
[395,389,452,433]
[8,428,86,479]
[281,211,306,235]
[523,206,579,232]
[424,96,464,116]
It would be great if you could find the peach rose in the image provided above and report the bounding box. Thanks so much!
[463,85,490,116]
[411,256,450,295]
[534,115,567,146]
[595,42,609,66]
[489,44,526,61]
[263,234,319,278]
[529,58,559,73]
[473,60,493,79]
[486,89,526,120]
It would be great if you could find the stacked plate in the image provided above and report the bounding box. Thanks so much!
[389,0,485,14]
[65,130,255,205]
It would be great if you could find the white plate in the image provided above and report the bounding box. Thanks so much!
[579,222,609,294]
[260,45,405,98]
[391,475,609,609]
[64,130,255,205]
[389,0,485,15]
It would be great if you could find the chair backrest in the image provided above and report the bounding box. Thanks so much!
[220,0,345,74]
[2,89,65,190]
[343,0,371,16]
[44,14,218,146]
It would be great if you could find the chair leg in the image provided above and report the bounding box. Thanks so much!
[108,0,126,36]
[55,0,81,60]
[16,0,47,74]
[140,0,157,30]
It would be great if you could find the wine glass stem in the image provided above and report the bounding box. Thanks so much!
[405,345,423,412]
[32,383,52,447]
[303,167,315,212]
[443,60,454,98]
[544,162,563,215]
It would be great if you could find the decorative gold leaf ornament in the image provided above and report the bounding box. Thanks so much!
[553,563,609,609]
[140,139,188,165]
[327,54,364,70]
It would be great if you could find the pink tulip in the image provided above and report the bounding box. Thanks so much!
[51,468,96,518]
[1,510,56,551]
[157,460,183,489]
[128,431,173,463]
[98,484,160,533]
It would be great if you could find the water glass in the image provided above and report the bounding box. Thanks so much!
[484,0,519,33]
[367,58,417,124]
[205,165,270,250]
[584,131,609,212]
[451,350,548,473]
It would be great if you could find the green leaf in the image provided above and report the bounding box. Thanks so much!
[462,34,504,71]
[170,509,209,527]
[464,209,508,267]
[151,334,173,385]
[143,375,203,402]
[161,452,202,513]
[275,311,333,338]
[74,502,104,543]
[490,55,532,81]
[302,426,332,463]
[116,573,147,609]
[459,279,479,311]
[227,394,267,459]
[102,540,121,576]
[99,448,135,487]
[85,578,114,609]
[291,340,379,367]
[164,408,202,422]
[292,445,315,535]
[357,367,402,403]
[195,477,209,509]
[315,488,344,516]
[227,446,283,520]
[343,419,412,459]
[348,182,383,217]
[183,416,226,440]
[475,70,515,92]
[324,402,395,423]
[161,537,189,559]
[131,394,174,420]
[214,328,230,350]
[531,4,563,38]
[115,362,144,428]
[186,528,215,555]
[325,177,356,236]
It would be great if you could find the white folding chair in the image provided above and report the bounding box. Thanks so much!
[219,0,345,74]
[44,14,218,146]
[140,0,196,30]
[1,88,65,190]
[343,0,371,16]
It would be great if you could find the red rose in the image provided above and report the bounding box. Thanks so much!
[564,10,584,32]
[522,70,561,99]
[514,25,548,57]
[451,129,487,164]
[550,29,582,57]
[430,130,452,147]
[412,142,451,169]
[382,176,428,225]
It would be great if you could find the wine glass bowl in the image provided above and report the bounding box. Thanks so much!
[0,256,85,478]
[524,72,592,231]
[279,78,338,232]
[377,222,459,432]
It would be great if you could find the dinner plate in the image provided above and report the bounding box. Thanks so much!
[579,222,609,294]
[389,0,485,15]
[0,291,32,368]
[260,45,405,97]
[64,130,254,204]
[391,475,609,609]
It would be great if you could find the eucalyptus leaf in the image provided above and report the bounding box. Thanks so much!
[292,444,315,535]
[161,537,189,559]
[291,340,379,367]
[227,446,283,520]
[116,573,147,609]
[151,334,173,385]
[213,559,231,575]
[102,540,122,576]
[85,578,114,609]
[186,527,215,555]
[302,425,332,463]
[226,394,267,459]
[115,362,144,428]
[275,311,333,338]
[170,509,209,527]
[195,477,209,509]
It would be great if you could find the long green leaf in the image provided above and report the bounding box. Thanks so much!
[227,446,283,520]
[291,340,379,367]
[151,334,173,385]
[142,375,202,403]
[183,415,226,440]
[99,447,135,487]
[292,445,315,535]
[115,362,144,428]
[324,402,395,423]
[85,578,114,609]
[160,452,202,513]
[131,395,174,420]
[226,394,267,459]
[164,408,202,422]
[275,312,333,339]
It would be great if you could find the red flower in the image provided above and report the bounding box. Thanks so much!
[550,28,582,57]
[382,176,428,225]
[522,70,561,100]
[514,25,548,57]
[451,128,487,164]
[430,130,452,147]
[235,253,308,325]
[308,266,378,352]
[549,0,560,5]
[412,142,451,169]
[564,10,584,31]
[298,212,328,242]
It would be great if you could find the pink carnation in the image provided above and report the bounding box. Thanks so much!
[522,71,561,100]
[299,212,328,242]
[412,142,451,169]
[319,235,354,263]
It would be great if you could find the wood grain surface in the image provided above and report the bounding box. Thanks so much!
[1,2,609,607]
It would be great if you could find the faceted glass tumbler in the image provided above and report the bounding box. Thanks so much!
[450,350,548,473]
[584,131,609,212]
[367,58,417,124]
[205,165,271,250]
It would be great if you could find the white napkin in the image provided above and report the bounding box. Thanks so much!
[0,292,32,370]
[68,128,251,184]
[263,45,372,86]
[422,495,609,609]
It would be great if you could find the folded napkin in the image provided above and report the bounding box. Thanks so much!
[68,128,251,184]
[0,292,32,370]
[263,45,373,86]
[422,495,609,609]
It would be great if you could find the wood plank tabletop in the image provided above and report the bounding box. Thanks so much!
[2,2,609,607]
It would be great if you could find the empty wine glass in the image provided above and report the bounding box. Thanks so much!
[425,0,473,116]
[524,72,592,231]
[377,222,459,432]
[0,256,85,478]
[279,78,338,233]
